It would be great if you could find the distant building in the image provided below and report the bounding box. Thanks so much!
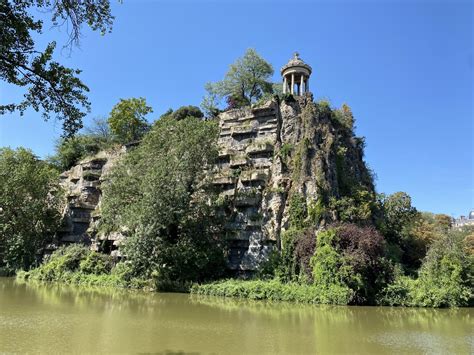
[453,210,474,228]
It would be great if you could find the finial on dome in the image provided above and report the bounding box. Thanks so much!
[294,52,300,59]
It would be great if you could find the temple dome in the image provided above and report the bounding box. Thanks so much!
[280,52,312,76]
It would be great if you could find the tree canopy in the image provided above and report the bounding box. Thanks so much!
[108,97,152,144]
[204,48,274,108]
[0,147,62,270]
[100,117,226,284]
[0,0,115,136]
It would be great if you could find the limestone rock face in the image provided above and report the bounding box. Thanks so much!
[211,95,374,271]
[57,148,124,252]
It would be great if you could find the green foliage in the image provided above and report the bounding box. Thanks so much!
[288,193,307,229]
[413,232,473,307]
[191,279,353,305]
[278,227,316,283]
[108,97,152,144]
[48,116,116,170]
[278,228,300,282]
[278,143,293,162]
[311,229,355,301]
[49,134,109,170]
[17,245,148,289]
[310,225,391,304]
[379,231,473,307]
[0,148,62,270]
[307,199,326,225]
[205,48,274,107]
[329,188,375,224]
[169,105,204,121]
[100,117,226,285]
[0,0,114,136]
[374,192,451,273]
[201,84,221,119]
[332,104,355,130]
[79,251,113,275]
[256,249,281,279]
[379,192,418,243]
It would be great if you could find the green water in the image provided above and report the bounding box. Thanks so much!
[0,278,472,354]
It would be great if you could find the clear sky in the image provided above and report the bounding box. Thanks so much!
[0,0,472,217]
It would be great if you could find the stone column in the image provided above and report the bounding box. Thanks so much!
[300,75,304,95]
[283,76,287,94]
[291,73,295,95]
[306,78,309,92]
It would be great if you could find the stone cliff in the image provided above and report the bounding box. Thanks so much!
[57,148,125,255]
[57,95,374,272]
[211,94,374,271]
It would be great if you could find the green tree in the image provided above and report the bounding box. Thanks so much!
[108,97,152,144]
[0,148,62,270]
[49,134,104,170]
[0,0,115,136]
[413,231,473,307]
[380,192,418,243]
[100,117,226,285]
[170,105,203,121]
[201,83,221,118]
[205,48,274,107]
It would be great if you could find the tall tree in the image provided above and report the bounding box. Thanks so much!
[0,0,115,136]
[205,48,274,107]
[0,147,62,270]
[108,97,152,144]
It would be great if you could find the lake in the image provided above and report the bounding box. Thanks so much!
[0,278,471,354]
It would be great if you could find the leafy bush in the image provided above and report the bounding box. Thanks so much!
[0,148,62,270]
[288,193,308,229]
[169,105,204,121]
[28,244,112,280]
[17,245,148,289]
[277,227,316,283]
[378,231,473,307]
[50,134,112,170]
[311,224,392,304]
[79,251,113,275]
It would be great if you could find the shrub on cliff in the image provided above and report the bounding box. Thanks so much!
[100,117,226,286]
[49,117,116,170]
[0,148,62,271]
[50,134,108,170]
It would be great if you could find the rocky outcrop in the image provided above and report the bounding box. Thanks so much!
[57,148,124,254]
[56,95,373,272]
[211,94,374,271]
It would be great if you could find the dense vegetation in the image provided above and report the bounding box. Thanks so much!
[98,115,227,288]
[0,148,62,273]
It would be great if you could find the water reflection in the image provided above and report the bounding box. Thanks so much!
[1,278,472,354]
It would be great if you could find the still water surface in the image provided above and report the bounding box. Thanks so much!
[0,278,472,354]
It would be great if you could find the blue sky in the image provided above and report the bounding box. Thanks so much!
[0,0,472,217]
